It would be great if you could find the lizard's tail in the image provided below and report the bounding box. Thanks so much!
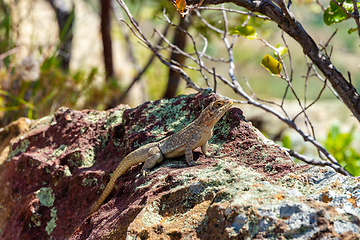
[89,150,145,215]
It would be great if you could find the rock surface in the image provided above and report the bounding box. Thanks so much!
[0,91,359,239]
[0,117,32,164]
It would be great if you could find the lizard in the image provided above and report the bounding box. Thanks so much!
[90,97,233,214]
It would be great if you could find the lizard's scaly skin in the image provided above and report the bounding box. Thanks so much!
[90,97,233,214]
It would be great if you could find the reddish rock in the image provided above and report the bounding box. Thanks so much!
[1,91,358,240]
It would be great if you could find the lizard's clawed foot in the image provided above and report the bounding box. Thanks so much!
[186,160,199,167]
[141,169,151,176]
[203,152,211,157]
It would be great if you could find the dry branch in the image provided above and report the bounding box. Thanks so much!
[194,0,360,121]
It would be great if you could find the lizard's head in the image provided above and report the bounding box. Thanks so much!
[198,97,233,127]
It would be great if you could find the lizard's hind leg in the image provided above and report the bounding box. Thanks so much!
[141,146,164,175]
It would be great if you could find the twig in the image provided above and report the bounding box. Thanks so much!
[161,11,209,83]
[213,67,217,92]
[116,1,203,91]
[118,25,170,102]
[277,0,295,24]
[304,56,340,101]
[315,0,326,11]
[283,147,352,176]
[0,47,19,61]
[196,6,271,20]
[351,0,360,39]
[113,5,141,72]
[222,4,229,35]
[202,54,229,63]
[322,29,338,50]
[293,80,328,121]
[279,32,293,117]
[194,10,224,34]
[219,33,349,175]
[348,71,352,85]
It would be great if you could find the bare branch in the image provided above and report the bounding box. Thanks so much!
[194,10,224,34]
[283,148,352,176]
[351,0,360,38]
[117,25,170,102]
[316,0,326,11]
[0,47,19,61]
[213,67,217,92]
[216,0,360,121]
[197,6,271,20]
[116,2,203,91]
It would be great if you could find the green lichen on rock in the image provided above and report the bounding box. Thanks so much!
[80,127,87,134]
[36,187,55,207]
[66,147,96,168]
[67,151,82,167]
[30,213,42,227]
[45,207,58,235]
[6,139,31,161]
[84,111,108,123]
[156,98,191,133]
[82,147,95,167]
[104,108,126,129]
[99,132,111,149]
[82,176,98,187]
[50,145,67,160]
[63,166,72,177]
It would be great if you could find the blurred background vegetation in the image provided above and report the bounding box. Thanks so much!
[0,0,359,174]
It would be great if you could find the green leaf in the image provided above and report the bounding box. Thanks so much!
[323,0,360,25]
[230,26,257,40]
[261,54,282,75]
[329,0,358,12]
[281,135,292,149]
[348,27,358,34]
[0,89,35,109]
[274,44,288,57]
[330,124,340,139]
[323,123,360,176]
[323,6,348,25]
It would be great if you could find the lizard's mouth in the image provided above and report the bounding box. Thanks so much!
[213,98,233,119]
[202,97,234,127]
[221,98,233,110]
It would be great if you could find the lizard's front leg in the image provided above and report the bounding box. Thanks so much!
[141,146,164,175]
[201,142,210,157]
[185,142,209,166]
[184,132,206,166]
[185,144,197,166]
[185,132,207,166]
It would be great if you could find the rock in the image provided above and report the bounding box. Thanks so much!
[0,91,359,239]
[0,117,32,164]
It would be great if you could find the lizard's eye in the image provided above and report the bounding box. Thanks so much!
[214,101,223,108]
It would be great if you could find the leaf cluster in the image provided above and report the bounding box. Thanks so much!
[324,123,360,176]
[323,0,360,33]
[231,25,287,76]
